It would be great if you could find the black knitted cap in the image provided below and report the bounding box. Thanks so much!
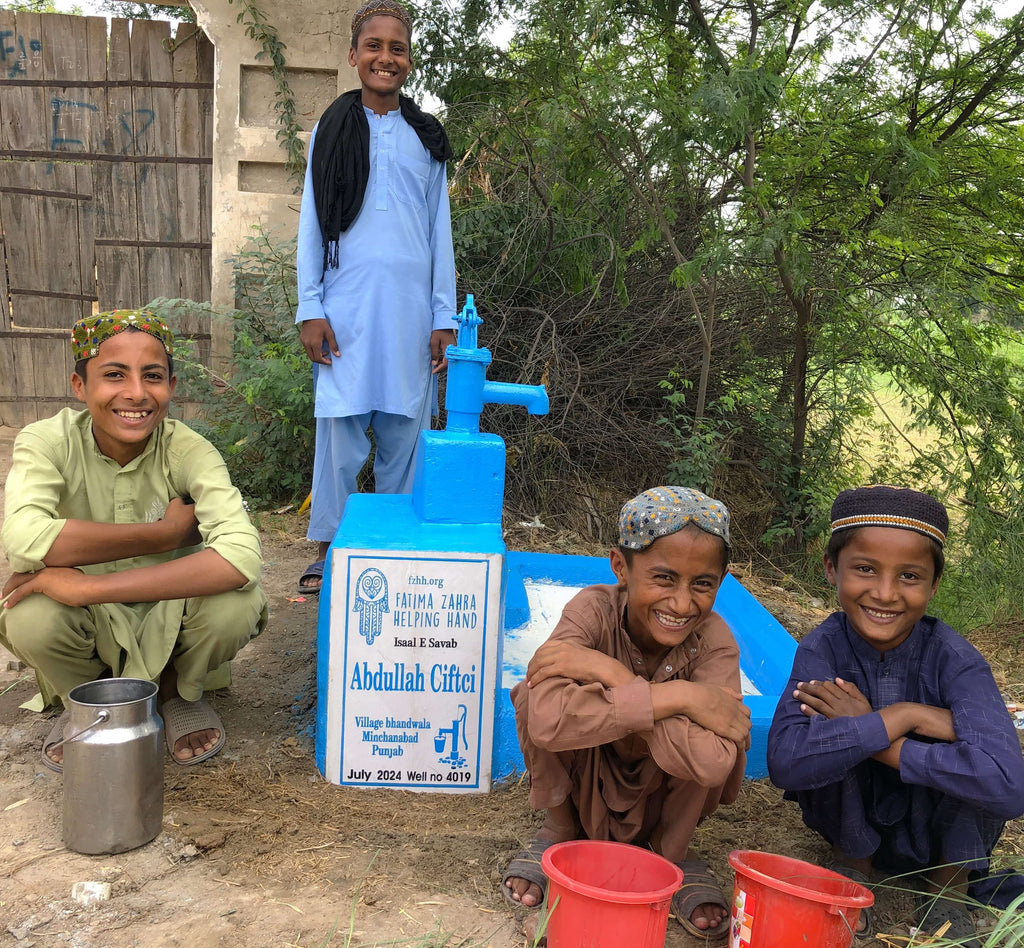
[830,485,948,547]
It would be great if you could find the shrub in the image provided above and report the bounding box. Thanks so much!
[147,229,314,508]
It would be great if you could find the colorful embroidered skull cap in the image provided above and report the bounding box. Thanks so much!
[71,309,174,363]
[618,486,730,552]
[830,485,948,547]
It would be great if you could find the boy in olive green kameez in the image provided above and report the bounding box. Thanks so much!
[1,310,267,770]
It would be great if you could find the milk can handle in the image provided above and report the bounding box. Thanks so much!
[49,710,110,750]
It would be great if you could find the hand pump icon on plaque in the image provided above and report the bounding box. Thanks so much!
[434,704,469,768]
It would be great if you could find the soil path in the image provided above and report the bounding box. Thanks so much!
[0,426,1016,947]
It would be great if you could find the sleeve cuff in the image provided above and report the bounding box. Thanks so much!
[204,539,263,588]
[5,517,66,572]
[897,737,929,783]
[295,299,327,323]
[432,311,457,333]
[860,710,894,755]
[613,676,656,732]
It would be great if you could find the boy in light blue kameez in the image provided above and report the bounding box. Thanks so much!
[294,0,457,592]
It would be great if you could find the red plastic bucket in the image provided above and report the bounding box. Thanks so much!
[728,850,873,948]
[540,840,683,948]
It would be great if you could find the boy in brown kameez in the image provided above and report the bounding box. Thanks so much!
[503,487,750,937]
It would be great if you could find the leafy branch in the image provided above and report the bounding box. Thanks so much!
[228,0,306,187]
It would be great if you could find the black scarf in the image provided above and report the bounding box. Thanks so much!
[311,89,453,270]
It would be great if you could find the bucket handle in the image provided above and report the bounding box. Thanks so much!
[49,710,110,750]
[832,904,857,937]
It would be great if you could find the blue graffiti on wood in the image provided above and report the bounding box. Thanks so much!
[51,97,100,148]
[51,99,158,174]
[0,31,42,79]
[119,108,156,148]
[116,108,158,183]
[4,31,164,160]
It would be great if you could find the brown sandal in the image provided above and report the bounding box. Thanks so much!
[502,836,555,910]
[671,860,730,940]
[40,709,70,774]
[162,696,225,765]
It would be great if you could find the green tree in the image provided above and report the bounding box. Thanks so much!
[99,1,194,21]
[3,0,83,11]
[414,0,1024,622]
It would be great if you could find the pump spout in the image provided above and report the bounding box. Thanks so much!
[443,294,549,433]
[482,380,549,416]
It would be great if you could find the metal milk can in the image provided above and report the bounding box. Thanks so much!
[59,677,164,854]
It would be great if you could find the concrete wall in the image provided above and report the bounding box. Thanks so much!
[188,0,357,370]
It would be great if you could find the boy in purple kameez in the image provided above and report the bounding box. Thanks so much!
[768,486,1024,944]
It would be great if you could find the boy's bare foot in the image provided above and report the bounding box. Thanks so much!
[504,835,557,907]
[504,805,580,907]
[671,859,731,937]
[159,667,224,764]
[298,564,325,592]
[506,876,544,907]
[161,695,224,763]
[42,711,69,769]
[686,901,727,930]
[169,717,221,761]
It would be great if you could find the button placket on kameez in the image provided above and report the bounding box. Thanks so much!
[372,111,396,212]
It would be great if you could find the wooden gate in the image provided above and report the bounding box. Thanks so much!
[0,12,213,425]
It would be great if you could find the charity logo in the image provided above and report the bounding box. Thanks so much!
[353,567,389,645]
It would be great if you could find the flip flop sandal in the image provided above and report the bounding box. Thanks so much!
[831,864,875,939]
[40,708,70,774]
[671,859,730,940]
[915,892,981,947]
[298,559,325,595]
[502,836,555,911]
[162,696,226,766]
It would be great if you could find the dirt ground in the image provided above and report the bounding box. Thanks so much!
[1,425,1022,948]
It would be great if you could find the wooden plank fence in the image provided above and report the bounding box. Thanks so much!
[0,12,213,425]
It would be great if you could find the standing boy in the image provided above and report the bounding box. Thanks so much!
[768,486,1024,943]
[1,310,267,770]
[503,487,751,937]
[295,0,457,593]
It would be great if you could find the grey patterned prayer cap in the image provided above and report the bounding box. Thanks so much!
[618,486,730,552]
